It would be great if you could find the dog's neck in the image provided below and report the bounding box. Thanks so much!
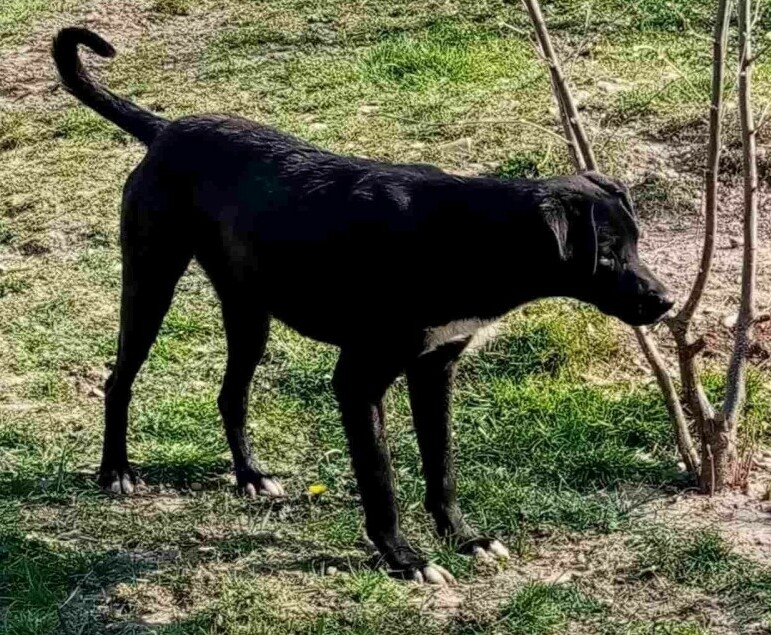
[406,175,567,322]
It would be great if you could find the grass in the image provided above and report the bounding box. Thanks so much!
[2,0,771,633]
[0,0,83,45]
[150,0,190,17]
[500,582,604,635]
[631,526,771,629]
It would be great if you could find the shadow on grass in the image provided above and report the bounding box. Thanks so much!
[0,526,167,635]
[0,455,234,504]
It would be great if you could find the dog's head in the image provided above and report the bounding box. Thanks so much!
[542,171,673,326]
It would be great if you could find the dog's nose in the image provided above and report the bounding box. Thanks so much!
[651,292,675,316]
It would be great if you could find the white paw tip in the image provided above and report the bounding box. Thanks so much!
[259,478,285,498]
[473,545,492,562]
[121,477,134,495]
[489,540,510,560]
[243,482,257,499]
[423,564,455,586]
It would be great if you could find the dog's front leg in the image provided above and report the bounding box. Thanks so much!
[333,347,454,585]
[406,342,510,562]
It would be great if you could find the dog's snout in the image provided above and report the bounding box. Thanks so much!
[651,291,675,314]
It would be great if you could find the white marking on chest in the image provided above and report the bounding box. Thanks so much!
[424,318,502,354]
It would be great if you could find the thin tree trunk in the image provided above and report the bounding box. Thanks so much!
[709,0,758,491]
[669,0,732,491]
[635,327,701,473]
[521,0,701,472]
[676,0,732,325]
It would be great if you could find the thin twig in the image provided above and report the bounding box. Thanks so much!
[753,100,771,135]
[676,0,733,324]
[632,45,708,102]
[520,0,704,474]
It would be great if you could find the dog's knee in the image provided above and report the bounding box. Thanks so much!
[104,373,132,407]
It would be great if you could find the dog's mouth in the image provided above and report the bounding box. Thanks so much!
[613,297,675,327]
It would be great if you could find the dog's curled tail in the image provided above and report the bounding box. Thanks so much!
[52,27,167,145]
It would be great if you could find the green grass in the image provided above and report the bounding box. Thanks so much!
[632,526,771,629]
[500,582,604,634]
[0,0,82,45]
[150,0,190,17]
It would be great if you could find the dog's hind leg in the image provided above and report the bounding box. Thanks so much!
[100,216,192,494]
[406,342,510,562]
[216,291,284,498]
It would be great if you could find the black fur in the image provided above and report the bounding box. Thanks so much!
[53,28,673,580]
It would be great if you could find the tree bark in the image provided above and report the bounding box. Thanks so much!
[709,0,758,492]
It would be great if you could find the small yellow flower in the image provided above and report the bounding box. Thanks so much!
[308,483,328,496]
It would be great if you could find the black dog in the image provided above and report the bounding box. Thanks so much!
[53,27,673,584]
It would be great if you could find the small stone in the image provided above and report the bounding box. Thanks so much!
[89,386,105,399]
[438,137,473,155]
[326,565,338,576]
[190,482,203,491]
[597,80,628,94]
[308,122,328,133]
[358,104,379,115]
[676,461,687,472]
[722,313,738,329]
[550,570,581,584]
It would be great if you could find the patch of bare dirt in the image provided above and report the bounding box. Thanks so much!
[645,463,771,568]
[0,0,153,109]
[426,532,742,634]
[0,0,231,111]
[600,125,771,379]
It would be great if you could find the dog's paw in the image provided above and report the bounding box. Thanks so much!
[99,464,142,495]
[461,538,510,562]
[237,468,286,499]
[408,563,456,586]
[384,546,455,585]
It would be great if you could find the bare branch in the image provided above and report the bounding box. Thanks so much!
[724,0,759,424]
[676,0,733,324]
[635,327,701,473]
[753,100,771,135]
[522,0,598,171]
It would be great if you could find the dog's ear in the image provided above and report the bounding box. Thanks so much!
[541,198,598,274]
